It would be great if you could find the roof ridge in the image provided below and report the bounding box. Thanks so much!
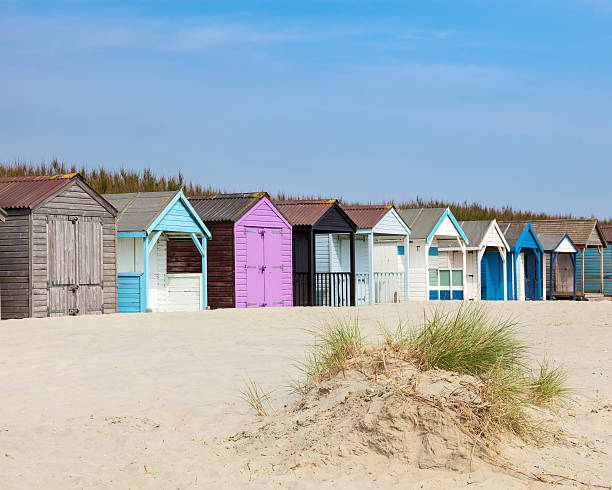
[0,173,77,183]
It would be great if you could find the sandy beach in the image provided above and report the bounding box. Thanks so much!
[1,302,611,489]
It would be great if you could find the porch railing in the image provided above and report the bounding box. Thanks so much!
[315,272,351,306]
[293,272,353,306]
[374,272,405,304]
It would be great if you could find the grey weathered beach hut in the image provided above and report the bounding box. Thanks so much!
[0,174,118,319]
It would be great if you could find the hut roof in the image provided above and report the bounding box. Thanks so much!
[0,173,78,209]
[188,192,267,222]
[458,220,493,247]
[103,191,178,233]
[498,222,531,248]
[398,208,447,240]
[342,205,392,229]
[529,219,606,247]
[274,200,337,226]
[536,232,575,253]
[601,225,612,244]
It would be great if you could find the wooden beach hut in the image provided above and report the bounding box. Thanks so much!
[342,205,410,305]
[0,174,118,319]
[458,220,510,301]
[498,222,544,301]
[398,208,469,301]
[530,219,607,300]
[537,233,578,300]
[103,190,211,313]
[274,200,357,307]
[600,225,612,297]
[187,193,293,309]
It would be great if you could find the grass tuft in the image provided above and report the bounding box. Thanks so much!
[240,378,273,416]
[527,358,571,407]
[293,314,363,392]
[409,304,525,375]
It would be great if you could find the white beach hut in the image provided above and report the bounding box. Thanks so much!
[398,208,469,300]
[342,205,411,305]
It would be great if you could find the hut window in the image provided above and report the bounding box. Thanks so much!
[439,270,451,287]
[397,245,405,256]
[429,269,438,286]
[452,270,463,286]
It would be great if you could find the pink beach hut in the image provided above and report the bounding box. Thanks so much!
[187,193,293,309]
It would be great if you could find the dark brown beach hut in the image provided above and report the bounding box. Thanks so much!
[0,174,118,319]
[274,200,357,307]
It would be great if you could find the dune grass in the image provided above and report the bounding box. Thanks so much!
[239,378,273,417]
[408,304,525,374]
[527,358,571,407]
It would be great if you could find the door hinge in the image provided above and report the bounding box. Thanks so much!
[48,309,66,314]
[273,301,285,305]
[245,265,256,269]
[271,265,284,270]
[87,307,104,313]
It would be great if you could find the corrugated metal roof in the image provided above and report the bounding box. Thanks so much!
[274,199,337,226]
[459,220,493,248]
[600,225,612,244]
[188,192,266,222]
[530,219,605,247]
[0,173,77,209]
[343,205,392,229]
[103,191,178,232]
[398,208,447,240]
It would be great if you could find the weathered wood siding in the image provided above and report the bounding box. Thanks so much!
[204,221,235,309]
[167,239,202,273]
[31,180,117,317]
[0,209,31,319]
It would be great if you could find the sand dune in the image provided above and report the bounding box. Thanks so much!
[1,302,611,488]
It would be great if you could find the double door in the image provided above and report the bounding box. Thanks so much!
[524,251,539,300]
[47,215,104,316]
[245,227,283,307]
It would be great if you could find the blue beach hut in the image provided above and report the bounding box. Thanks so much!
[103,190,211,313]
[498,222,544,301]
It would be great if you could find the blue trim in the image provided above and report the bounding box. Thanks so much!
[426,208,469,245]
[146,190,211,238]
[428,247,439,256]
[147,230,163,255]
[452,290,464,300]
[142,235,149,312]
[429,290,439,300]
[118,231,146,238]
[202,236,208,309]
[440,290,451,300]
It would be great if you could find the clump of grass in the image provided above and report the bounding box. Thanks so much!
[410,304,525,375]
[240,378,273,416]
[293,314,363,392]
[379,318,412,353]
[527,358,571,407]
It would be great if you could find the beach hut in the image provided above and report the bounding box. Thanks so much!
[341,205,410,305]
[274,200,357,307]
[498,222,544,301]
[103,190,211,313]
[187,193,292,309]
[600,225,612,297]
[0,174,118,319]
[458,220,510,301]
[537,233,578,300]
[398,208,469,301]
[530,220,607,300]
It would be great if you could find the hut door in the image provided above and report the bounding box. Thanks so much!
[47,216,78,316]
[76,218,104,314]
[524,252,538,300]
[555,254,574,294]
[245,227,265,307]
[264,229,283,306]
[481,251,503,300]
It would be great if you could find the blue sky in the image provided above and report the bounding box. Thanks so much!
[1,1,611,217]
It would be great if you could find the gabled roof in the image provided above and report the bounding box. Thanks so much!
[530,219,606,248]
[342,205,393,229]
[103,190,210,237]
[274,199,356,230]
[498,222,543,251]
[537,233,577,253]
[398,207,468,244]
[188,192,268,222]
[601,225,612,244]
[459,220,509,250]
[0,173,78,209]
[104,191,177,232]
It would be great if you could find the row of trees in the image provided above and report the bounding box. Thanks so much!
[1,160,605,223]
